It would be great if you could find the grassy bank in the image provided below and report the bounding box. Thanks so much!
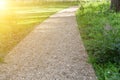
[76,1,120,80]
[0,1,78,62]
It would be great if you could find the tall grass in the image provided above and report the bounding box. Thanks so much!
[76,1,120,80]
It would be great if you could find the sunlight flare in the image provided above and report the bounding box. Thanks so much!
[0,0,7,10]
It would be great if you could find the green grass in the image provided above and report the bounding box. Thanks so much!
[76,1,120,80]
[0,1,78,60]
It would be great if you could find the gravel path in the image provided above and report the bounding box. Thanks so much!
[0,7,97,80]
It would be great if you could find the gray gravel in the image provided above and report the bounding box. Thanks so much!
[0,7,97,80]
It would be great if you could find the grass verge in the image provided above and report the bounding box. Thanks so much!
[76,1,120,80]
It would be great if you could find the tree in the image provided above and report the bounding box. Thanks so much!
[110,0,120,12]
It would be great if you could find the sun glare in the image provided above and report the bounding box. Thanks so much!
[0,0,7,10]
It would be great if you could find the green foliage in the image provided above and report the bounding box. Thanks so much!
[94,63,120,80]
[76,1,120,80]
[88,28,120,64]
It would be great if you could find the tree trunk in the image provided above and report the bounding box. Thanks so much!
[111,0,120,12]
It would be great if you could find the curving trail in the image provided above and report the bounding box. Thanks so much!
[0,7,97,80]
